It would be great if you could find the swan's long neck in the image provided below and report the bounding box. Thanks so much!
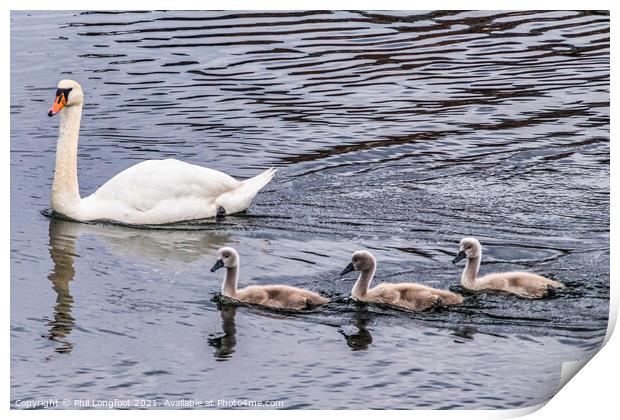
[352,262,376,299]
[461,256,481,289]
[52,105,82,217]
[222,266,239,298]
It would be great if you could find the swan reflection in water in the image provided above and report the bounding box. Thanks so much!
[207,303,238,361]
[337,308,479,350]
[45,218,77,354]
[204,301,376,357]
[339,309,374,351]
[452,326,477,342]
[44,216,231,354]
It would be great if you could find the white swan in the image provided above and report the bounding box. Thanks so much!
[47,79,276,225]
[341,250,463,311]
[452,237,565,299]
[210,247,330,310]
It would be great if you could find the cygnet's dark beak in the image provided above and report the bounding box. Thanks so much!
[452,250,466,264]
[341,262,355,276]
[210,259,224,272]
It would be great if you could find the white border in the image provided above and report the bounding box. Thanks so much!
[5,1,617,419]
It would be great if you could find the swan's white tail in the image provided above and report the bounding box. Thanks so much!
[216,167,277,215]
[242,167,277,195]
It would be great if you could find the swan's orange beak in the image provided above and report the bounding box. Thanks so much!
[48,91,67,117]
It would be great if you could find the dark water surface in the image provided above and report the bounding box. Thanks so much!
[11,10,609,409]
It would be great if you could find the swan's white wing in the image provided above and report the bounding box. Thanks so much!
[80,159,241,223]
[91,159,240,206]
